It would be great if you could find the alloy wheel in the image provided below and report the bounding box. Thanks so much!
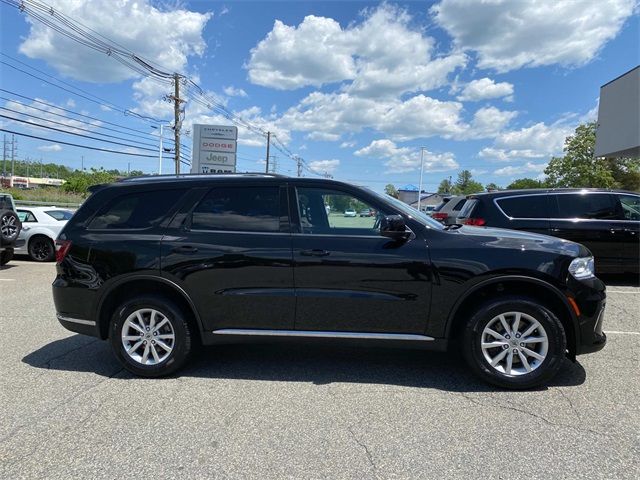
[1,215,18,238]
[30,239,53,261]
[121,308,176,366]
[480,311,549,376]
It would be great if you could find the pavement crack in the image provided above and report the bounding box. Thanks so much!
[451,391,608,438]
[347,425,378,479]
[557,388,581,423]
[0,366,125,446]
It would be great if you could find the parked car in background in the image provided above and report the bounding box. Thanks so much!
[53,174,606,389]
[432,195,467,225]
[457,189,640,274]
[15,207,73,262]
[359,208,373,217]
[344,208,357,217]
[0,193,22,266]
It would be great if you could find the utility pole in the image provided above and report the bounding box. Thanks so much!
[11,134,17,178]
[158,124,164,175]
[265,131,271,174]
[81,155,84,171]
[169,73,185,175]
[269,155,277,174]
[417,147,425,213]
[296,156,302,177]
[40,156,43,178]
[2,134,7,176]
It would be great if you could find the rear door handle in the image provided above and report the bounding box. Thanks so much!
[550,228,561,233]
[300,249,330,257]
[172,245,199,254]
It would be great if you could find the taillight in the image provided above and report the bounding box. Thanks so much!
[55,240,72,263]
[432,212,448,221]
[463,218,486,226]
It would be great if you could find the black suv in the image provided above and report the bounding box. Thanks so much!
[53,175,606,389]
[457,189,640,274]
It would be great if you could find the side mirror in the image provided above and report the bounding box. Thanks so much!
[380,214,410,241]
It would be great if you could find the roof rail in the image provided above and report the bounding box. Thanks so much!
[118,172,289,182]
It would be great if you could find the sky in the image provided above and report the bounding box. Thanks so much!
[0,0,638,192]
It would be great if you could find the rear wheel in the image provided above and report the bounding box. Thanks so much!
[109,295,194,377]
[463,297,566,389]
[28,236,55,262]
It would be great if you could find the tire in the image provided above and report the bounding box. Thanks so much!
[0,247,13,266]
[109,295,194,377]
[0,210,21,245]
[462,296,566,389]
[28,235,55,262]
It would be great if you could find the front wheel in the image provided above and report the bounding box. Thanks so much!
[109,295,194,377]
[463,297,566,389]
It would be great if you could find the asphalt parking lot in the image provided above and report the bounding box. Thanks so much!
[0,260,638,479]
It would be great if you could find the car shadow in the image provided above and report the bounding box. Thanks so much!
[599,273,640,287]
[23,335,586,392]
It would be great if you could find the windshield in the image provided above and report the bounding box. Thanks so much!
[368,189,444,230]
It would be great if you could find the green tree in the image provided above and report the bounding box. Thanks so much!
[507,178,546,189]
[384,184,399,198]
[454,170,484,195]
[485,182,501,191]
[61,168,117,195]
[437,178,453,194]
[604,158,640,191]
[545,122,617,188]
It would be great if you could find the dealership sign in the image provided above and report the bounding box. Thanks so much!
[191,124,238,174]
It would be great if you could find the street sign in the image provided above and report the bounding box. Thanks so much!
[191,124,238,174]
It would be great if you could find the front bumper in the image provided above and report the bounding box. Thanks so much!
[569,276,607,355]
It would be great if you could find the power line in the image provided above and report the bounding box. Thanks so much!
[1,114,161,152]
[0,89,190,152]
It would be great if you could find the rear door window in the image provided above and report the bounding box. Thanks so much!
[190,186,282,232]
[496,195,549,218]
[553,193,618,220]
[88,189,186,229]
[457,199,477,219]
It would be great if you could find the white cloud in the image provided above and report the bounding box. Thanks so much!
[340,141,357,148]
[433,0,636,72]
[493,162,547,176]
[247,4,465,97]
[278,92,516,142]
[456,77,514,101]
[65,99,76,108]
[223,86,248,98]
[354,139,458,173]
[37,143,62,152]
[307,159,340,175]
[479,121,575,163]
[19,0,211,83]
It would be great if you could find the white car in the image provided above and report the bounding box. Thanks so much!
[344,209,357,217]
[15,207,73,261]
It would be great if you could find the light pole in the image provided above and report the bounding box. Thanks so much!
[152,124,171,175]
[417,147,426,212]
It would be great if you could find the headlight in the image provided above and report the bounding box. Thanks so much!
[569,256,595,280]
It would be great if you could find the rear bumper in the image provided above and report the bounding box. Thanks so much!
[55,313,100,337]
[53,276,100,338]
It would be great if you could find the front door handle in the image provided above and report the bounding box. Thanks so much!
[300,249,330,257]
[550,228,561,233]
[172,245,199,254]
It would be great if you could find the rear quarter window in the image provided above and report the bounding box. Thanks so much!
[496,195,549,218]
[88,189,186,229]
